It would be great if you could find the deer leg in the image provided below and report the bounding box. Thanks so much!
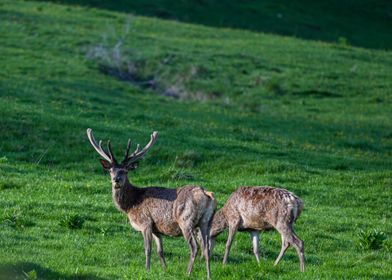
[250,231,261,263]
[276,225,305,272]
[200,223,211,279]
[196,229,205,260]
[209,236,216,256]
[142,227,152,271]
[201,235,216,260]
[274,235,289,266]
[153,233,167,271]
[290,232,305,272]
[182,228,198,276]
[223,223,239,264]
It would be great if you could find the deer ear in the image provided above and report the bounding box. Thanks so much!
[100,159,112,170]
[126,161,139,170]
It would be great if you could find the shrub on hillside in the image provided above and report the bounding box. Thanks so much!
[86,21,210,101]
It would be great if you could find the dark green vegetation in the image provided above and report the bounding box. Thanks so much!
[357,229,388,251]
[38,0,392,50]
[1,0,391,279]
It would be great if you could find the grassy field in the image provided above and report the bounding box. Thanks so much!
[38,0,392,50]
[1,0,391,279]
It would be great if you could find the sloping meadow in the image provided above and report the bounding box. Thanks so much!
[0,0,391,279]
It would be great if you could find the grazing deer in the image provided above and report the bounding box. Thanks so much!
[86,128,216,278]
[209,186,304,272]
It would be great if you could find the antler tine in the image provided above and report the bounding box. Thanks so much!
[126,131,158,164]
[86,128,112,163]
[131,144,141,157]
[98,140,106,157]
[107,140,117,164]
[122,139,132,163]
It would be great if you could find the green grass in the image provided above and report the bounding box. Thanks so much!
[1,0,391,279]
[37,0,392,50]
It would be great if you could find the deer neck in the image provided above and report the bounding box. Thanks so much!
[112,180,143,213]
[210,209,228,237]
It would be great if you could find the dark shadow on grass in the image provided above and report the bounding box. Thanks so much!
[212,247,320,266]
[292,90,342,98]
[37,0,392,49]
[0,262,107,280]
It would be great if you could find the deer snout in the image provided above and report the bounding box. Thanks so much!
[113,176,121,183]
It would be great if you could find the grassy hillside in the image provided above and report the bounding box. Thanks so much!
[38,0,392,50]
[1,0,391,279]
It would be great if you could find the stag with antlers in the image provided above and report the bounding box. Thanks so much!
[86,128,216,278]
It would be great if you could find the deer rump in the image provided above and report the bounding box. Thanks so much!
[125,185,215,237]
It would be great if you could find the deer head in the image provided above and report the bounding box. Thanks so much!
[87,128,158,188]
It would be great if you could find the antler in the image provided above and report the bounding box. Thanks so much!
[123,131,158,165]
[106,140,117,163]
[123,139,132,163]
[87,128,117,163]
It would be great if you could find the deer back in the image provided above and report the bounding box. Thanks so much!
[223,186,303,230]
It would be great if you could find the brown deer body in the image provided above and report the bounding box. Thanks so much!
[87,129,216,278]
[210,186,304,272]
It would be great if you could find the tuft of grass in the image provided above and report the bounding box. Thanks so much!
[337,36,350,47]
[1,208,34,229]
[99,227,110,236]
[384,239,392,252]
[161,167,196,181]
[263,162,298,174]
[332,163,349,171]
[23,269,37,280]
[0,156,8,163]
[175,150,202,168]
[342,141,379,152]
[264,78,285,95]
[59,214,85,230]
[357,228,387,251]
[171,169,195,181]
[0,181,22,190]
